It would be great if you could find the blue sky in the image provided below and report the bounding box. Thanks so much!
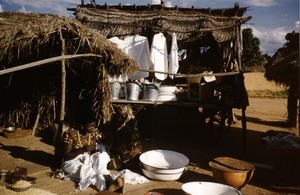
[0,0,299,56]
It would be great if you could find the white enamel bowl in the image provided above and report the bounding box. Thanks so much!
[158,86,177,94]
[141,167,187,181]
[181,181,243,195]
[140,150,189,174]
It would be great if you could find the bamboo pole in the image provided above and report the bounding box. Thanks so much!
[0,53,102,76]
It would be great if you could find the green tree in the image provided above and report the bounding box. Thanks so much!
[262,53,271,62]
[242,28,264,70]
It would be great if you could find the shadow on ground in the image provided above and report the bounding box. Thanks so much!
[138,105,300,194]
[0,143,53,167]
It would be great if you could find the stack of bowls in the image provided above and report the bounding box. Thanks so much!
[157,86,177,101]
[139,150,189,181]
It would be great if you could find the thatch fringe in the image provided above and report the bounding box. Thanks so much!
[73,6,250,44]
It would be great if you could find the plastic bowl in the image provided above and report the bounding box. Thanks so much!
[209,157,255,188]
[181,181,243,195]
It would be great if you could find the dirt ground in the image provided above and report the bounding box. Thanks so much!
[0,97,299,195]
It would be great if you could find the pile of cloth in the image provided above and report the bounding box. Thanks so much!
[261,130,300,150]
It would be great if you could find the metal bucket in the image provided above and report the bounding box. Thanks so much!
[111,81,121,99]
[126,82,141,100]
[143,83,160,101]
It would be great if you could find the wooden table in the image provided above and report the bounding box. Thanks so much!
[110,98,248,154]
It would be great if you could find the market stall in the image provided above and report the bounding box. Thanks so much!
[68,1,251,153]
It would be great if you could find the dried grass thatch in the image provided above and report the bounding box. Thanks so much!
[265,31,299,87]
[0,12,138,74]
[0,12,139,130]
[265,50,299,86]
[70,3,251,46]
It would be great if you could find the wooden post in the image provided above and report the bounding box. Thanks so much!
[236,25,242,71]
[53,29,66,170]
[60,46,66,121]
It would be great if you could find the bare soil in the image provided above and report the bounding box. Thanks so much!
[0,73,299,194]
[0,97,299,195]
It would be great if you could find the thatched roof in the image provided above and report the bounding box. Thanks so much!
[265,50,299,86]
[0,12,139,75]
[69,3,251,46]
[265,32,299,86]
[0,12,140,129]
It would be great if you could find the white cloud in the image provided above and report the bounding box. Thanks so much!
[244,0,278,7]
[151,0,161,4]
[164,1,173,7]
[250,26,292,55]
[2,0,78,15]
[18,5,28,13]
[295,21,300,30]
[0,4,3,12]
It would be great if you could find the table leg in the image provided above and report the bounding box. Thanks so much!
[242,108,247,155]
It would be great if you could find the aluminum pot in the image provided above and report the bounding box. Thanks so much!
[126,81,142,100]
[110,81,121,99]
[143,83,160,101]
[139,150,189,174]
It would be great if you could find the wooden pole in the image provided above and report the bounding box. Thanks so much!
[236,25,242,71]
[139,68,240,77]
[60,31,66,122]
[53,28,66,170]
[0,53,102,76]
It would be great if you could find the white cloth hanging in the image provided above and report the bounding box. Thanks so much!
[168,33,179,79]
[109,37,126,52]
[150,32,168,80]
[124,35,152,80]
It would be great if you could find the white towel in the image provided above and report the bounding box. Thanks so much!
[168,33,179,78]
[109,37,126,52]
[150,33,168,80]
[124,35,152,80]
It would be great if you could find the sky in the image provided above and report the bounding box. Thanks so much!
[0,0,299,56]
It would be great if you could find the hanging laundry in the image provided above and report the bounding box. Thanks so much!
[108,37,128,83]
[150,32,168,81]
[109,37,126,52]
[168,33,179,79]
[124,35,152,80]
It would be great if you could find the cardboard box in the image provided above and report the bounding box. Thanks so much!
[187,77,219,102]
